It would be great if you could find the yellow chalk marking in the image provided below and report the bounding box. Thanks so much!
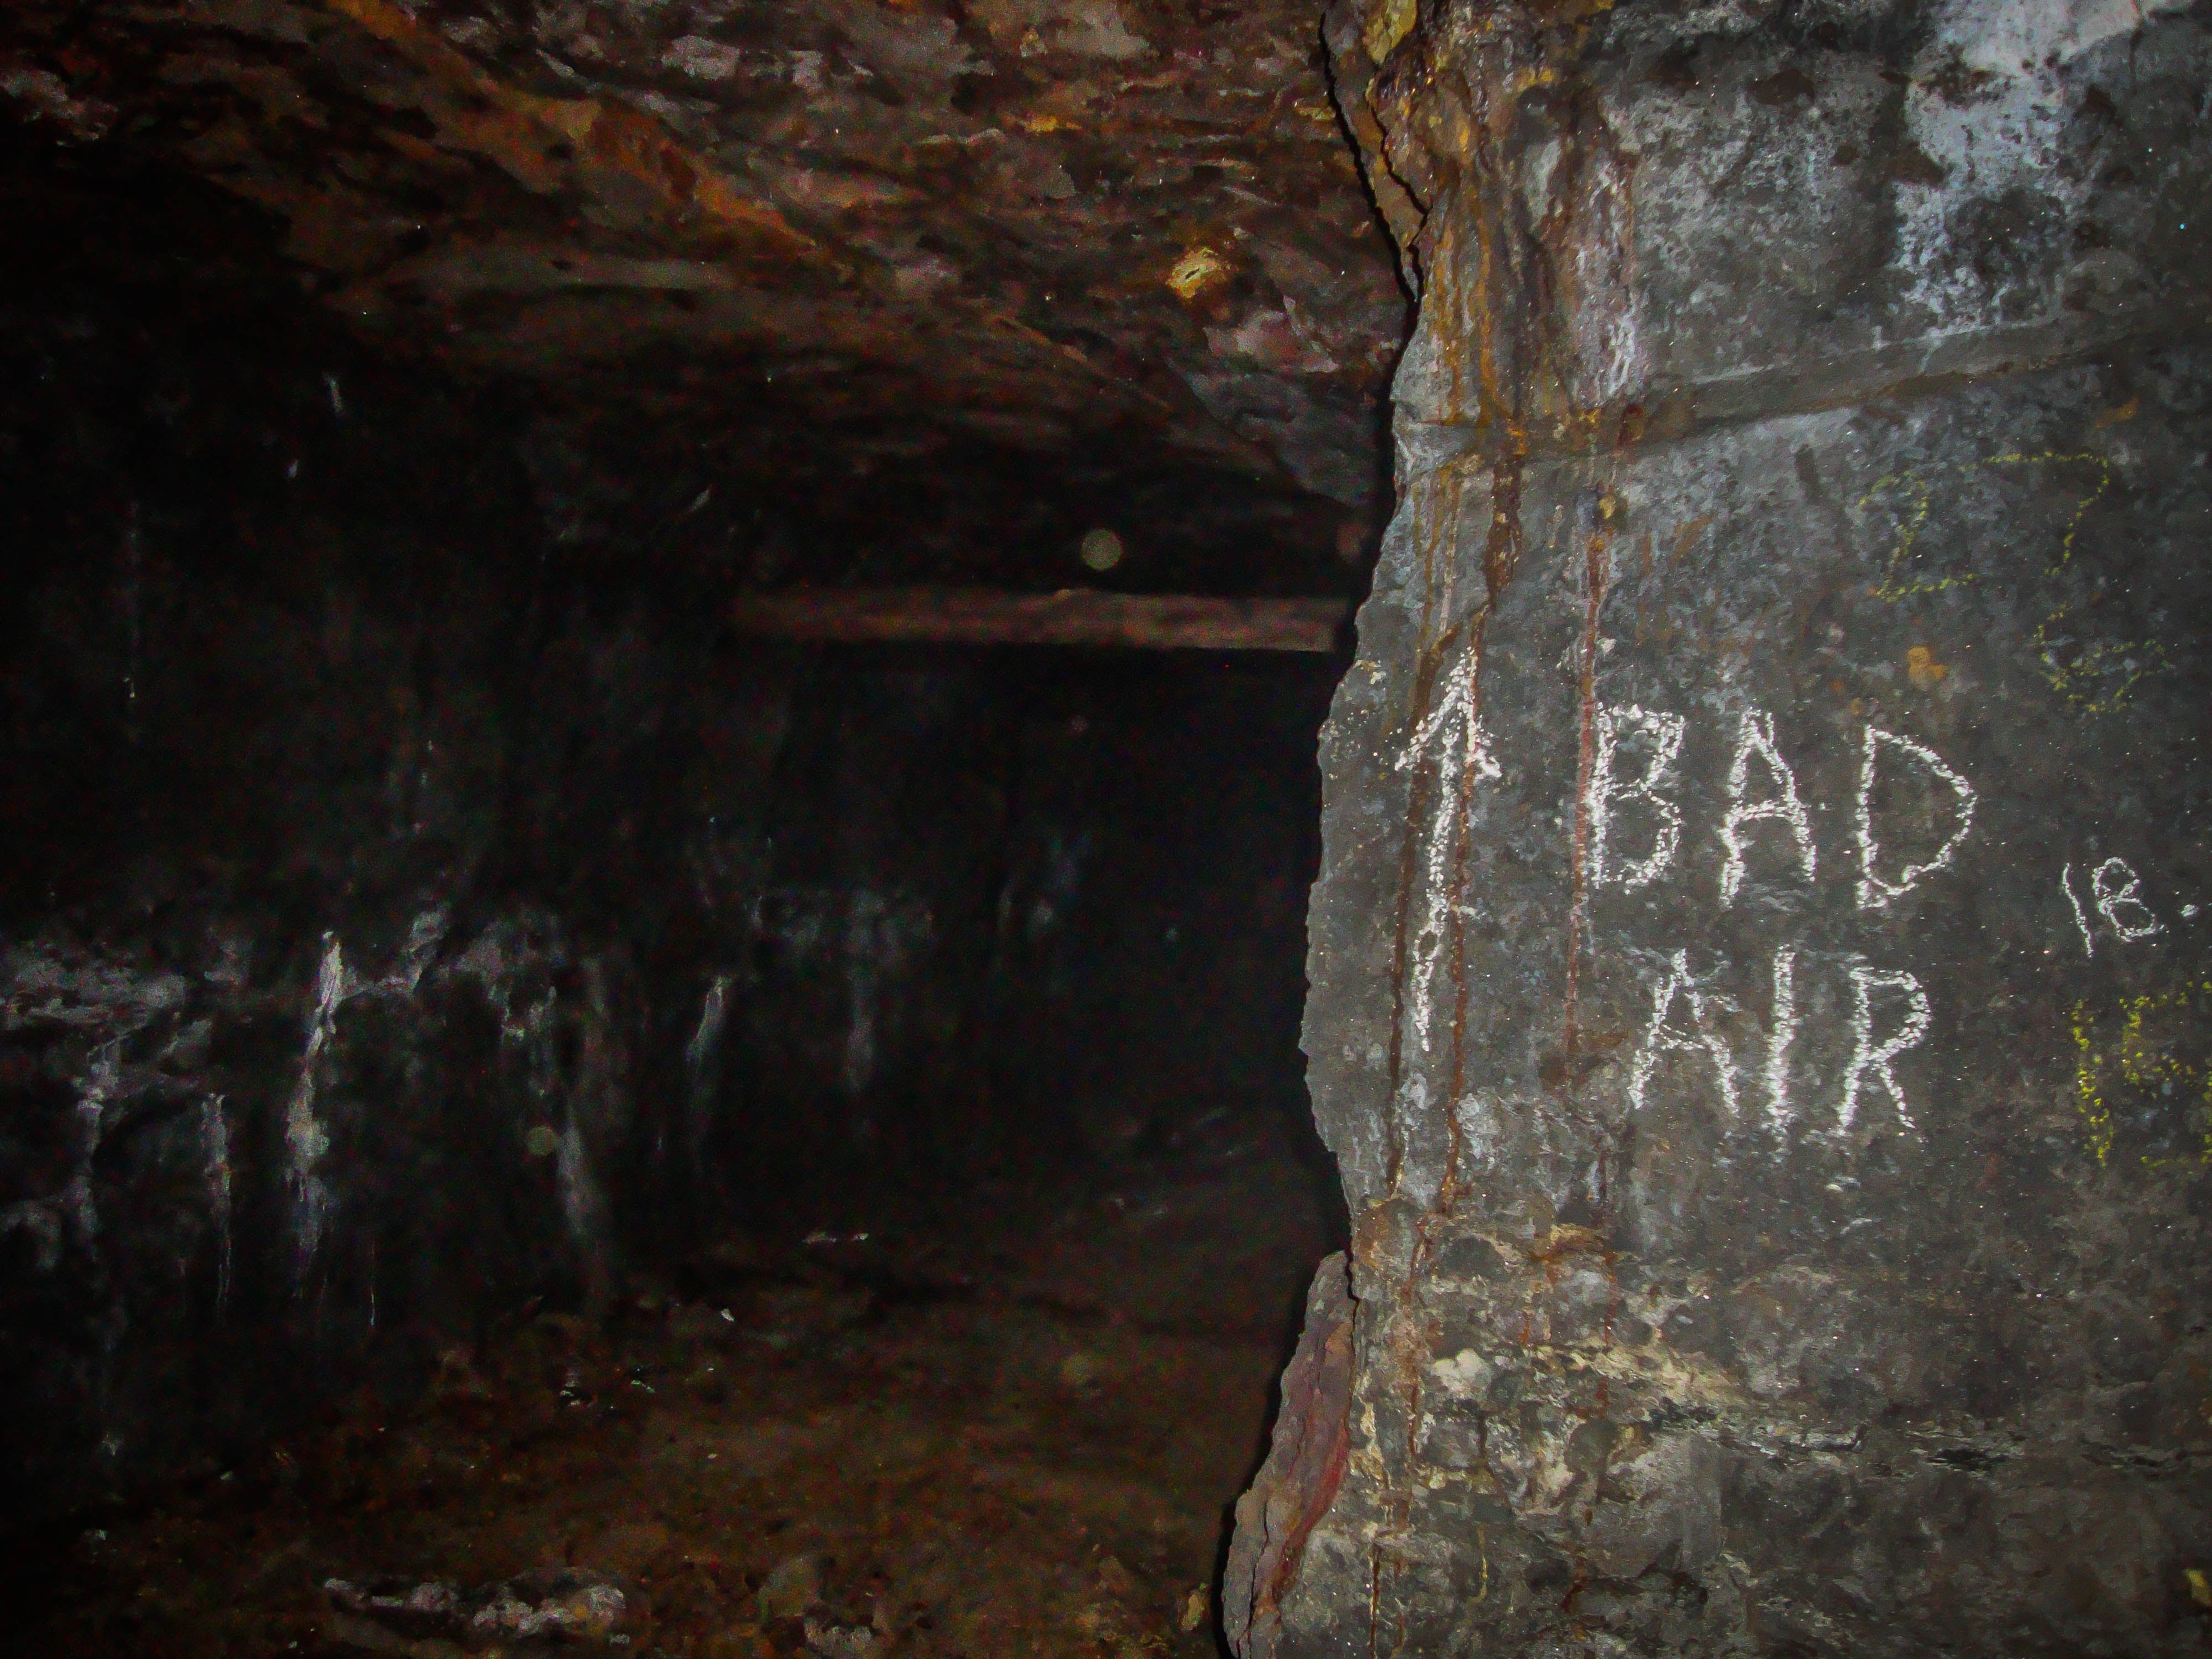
[1857,470,1967,599]
[2071,999,2115,1167]
[2072,979,2212,1169]
[1985,451,2167,713]
[1862,447,2167,715]
[1981,451,2112,572]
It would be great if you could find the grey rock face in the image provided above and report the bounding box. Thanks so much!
[1238,1,2212,1653]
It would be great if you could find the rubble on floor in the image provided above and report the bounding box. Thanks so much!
[11,1135,1338,1658]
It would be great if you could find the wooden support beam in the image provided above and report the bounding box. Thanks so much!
[728,586,1351,653]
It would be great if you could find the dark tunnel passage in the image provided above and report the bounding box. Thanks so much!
[8,0,2212,1653]
[0,129,1353,1657]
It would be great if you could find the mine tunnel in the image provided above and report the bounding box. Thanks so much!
[3,0,2211,1655]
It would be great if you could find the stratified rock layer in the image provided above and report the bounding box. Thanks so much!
[1240,2,2212,1653]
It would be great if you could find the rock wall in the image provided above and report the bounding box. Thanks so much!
[1235,1,2212,1653]
[0,161,1335,1525]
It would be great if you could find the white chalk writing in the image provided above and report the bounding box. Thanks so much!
[2062,862,2096,958]
[2090,856,2163,941]
[1592,704,1685,891]
[1397,646,1498,1049]
[1720,708,1816,906]
[1763,946,1798,1131]
[1855,725,1976,911]
[1838,963,1932,1133]
[1626,949,1740,1119]
[1394,680,2011,1152]
[1621,947,1923,1137]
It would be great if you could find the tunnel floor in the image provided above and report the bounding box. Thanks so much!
[19,1108,1340,1658]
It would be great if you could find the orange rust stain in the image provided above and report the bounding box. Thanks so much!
[2092,394,2140,430]
[1527,1224,1609,1265]
[319,0,821,262]
[1669,514,1714,560]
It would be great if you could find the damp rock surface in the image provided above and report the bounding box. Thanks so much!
[1240,1,2212,1655]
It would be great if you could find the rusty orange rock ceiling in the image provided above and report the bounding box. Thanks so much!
[1,0,1407,578]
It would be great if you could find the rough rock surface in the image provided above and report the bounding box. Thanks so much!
[1224,1251,1353,1658]
[1239,1,2212,1653]
[0,0,1410,567]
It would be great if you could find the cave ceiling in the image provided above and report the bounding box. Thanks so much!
[1,0,1406,584]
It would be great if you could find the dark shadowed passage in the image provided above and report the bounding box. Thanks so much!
[7,0,2212,1655]
[0,114,1352,1657]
